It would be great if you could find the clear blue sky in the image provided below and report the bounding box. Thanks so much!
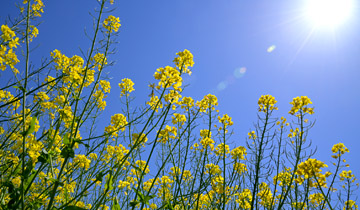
[1,0,360,176]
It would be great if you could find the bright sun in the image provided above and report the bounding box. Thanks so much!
[305,0,355,27]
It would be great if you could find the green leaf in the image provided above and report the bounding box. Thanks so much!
[38,149,50,163]
[130,163,142,172]
[13,85,26,92]
[143,195,156,204]
[28,116,36,134]
[75,139,89,148]
[164,200,174,210]
[20,115,37,137]
[96,171,105,182]
[24,171,37,189]
[129,201,139,207]
[21,160,34,179]
[105,172,113,191]
[63,206,86,210]
[60,146,74,159]
[63,134,70,145]
[112,197,121,210]
[131,187,154,205]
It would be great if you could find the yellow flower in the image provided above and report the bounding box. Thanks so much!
[292,202,307,210]
[289,96,314,116]
[11,176,21,188]
[27,26,39,42]
[234,162,247,174]
[217,114,233,132]
[273,168,292,187]
[258,95,278,112]
[331,142,349,158]
[173,49,194,75]
[158,125,177,144]
[295,158,328,186]
[236,189,252,209]
[105,113,127,137]
[231,146,247,160]
[171,113,186,126]
[89,153,98,160]
[147,95,163,112]
[180,96,194,111]
[1,25,16,42]
[257,182,275,208]
[93,53,107,70]
[154,66,182,91]
[339,170,356,181]
[196,94,218,112]
[118,78,135,96]
[103,15,121,33]
[130,133,148,147]
[343,200,358,210]
[214,143,230,156]
[248,131,256,139]
[29,0,45,17]
[118,180,131,190]
[73,154,91,169]
[100,80,111,93]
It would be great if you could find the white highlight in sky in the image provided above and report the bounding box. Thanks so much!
[217,81,228,91]
[267,45,276,53]
[305,0,355,27]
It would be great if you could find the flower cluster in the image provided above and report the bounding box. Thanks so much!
[130,133,148,147]
[157,125,177,144]
[0,25,20,73]
[22,0,45,17]
[289,96,314,116]
[258,95,278,112]
[308,193,325,208]
[154,66,182,91]
[273,168,292,187]
[173,49,194,74]
[257,182,275,208]
[92,52,107,70]
[343,200,358,210]
[73,154,91,170]
[118,78,135,97]
[214,143,230,157]
[51,50,95,88]
[295,158,328,185]
[217,114,233,132]
[196,94,218,112]
[0,89,20,110]
[180,96,194,111]
[234,162,247,174]
[331,142,350,158]
[276,116,289,128]
[205,163,222,175]
[236,189,252,209]
[339,170,356,182]
[105,113,127,137]
[171,113,186,126]
[248,131,257,140]
[147,95,163,112]
[103,15,121,33]
[59,105,74,128]
[231,146,247,160]
[103,144,129,167]
[199,129,215,151]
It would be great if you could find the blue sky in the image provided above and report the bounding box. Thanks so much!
[1,0,360,175]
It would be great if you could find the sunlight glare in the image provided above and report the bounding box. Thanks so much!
[305,0,354,27]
